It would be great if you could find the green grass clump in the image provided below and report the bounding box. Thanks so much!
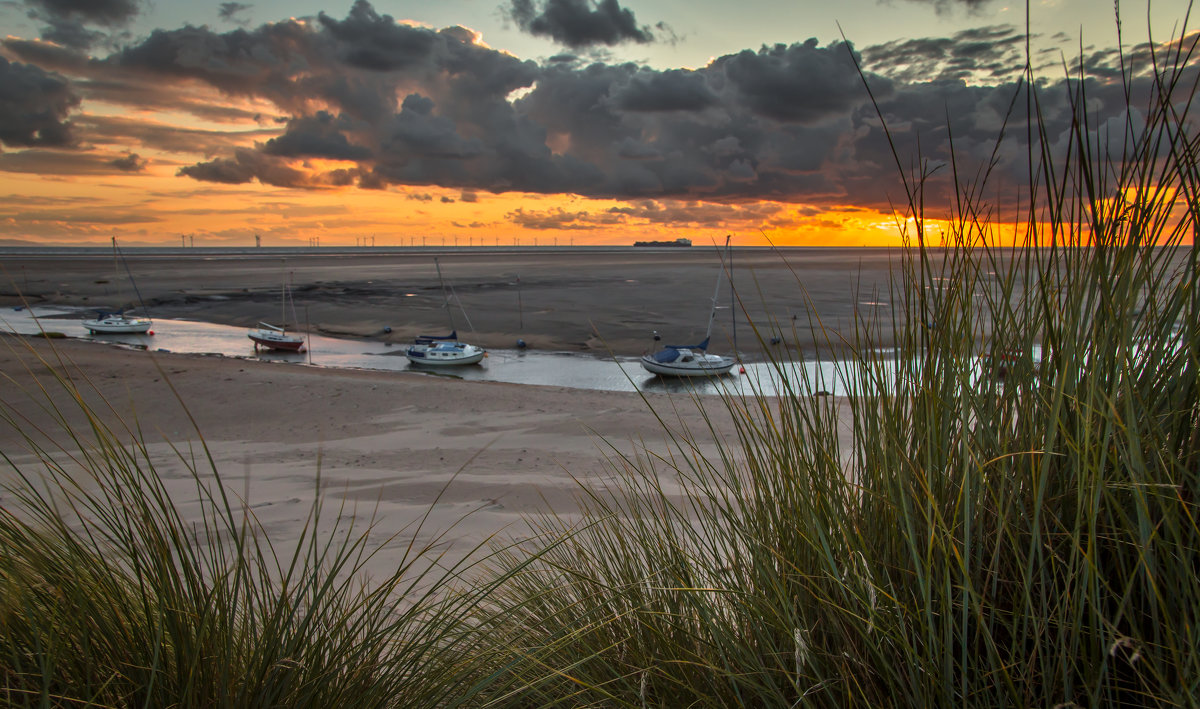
[467,23,1200,709]
[0,347,509,707]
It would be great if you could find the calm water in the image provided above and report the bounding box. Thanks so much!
[2,307,856,397]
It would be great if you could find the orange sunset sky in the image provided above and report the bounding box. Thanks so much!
[0,0,1195,247]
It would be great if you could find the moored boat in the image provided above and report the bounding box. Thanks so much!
[405,258,485,367]
[641,337,735,376]
[405,331,486,366]
[249,260,305,352]
[642,237,737,378]
[84,238,153,335]
[248,322,305,351]
[83,310,153,334]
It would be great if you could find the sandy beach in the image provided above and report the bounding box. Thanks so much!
[0,334,805,579]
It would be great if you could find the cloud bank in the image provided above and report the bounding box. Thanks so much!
[0,0,1194,216]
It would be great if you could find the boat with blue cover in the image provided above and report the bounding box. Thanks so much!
[405,258,486,367]
[641,238,737,377]
[641,336,735,376]
[405,331,486,366]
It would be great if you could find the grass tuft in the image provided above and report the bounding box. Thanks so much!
[467,15,1200,708]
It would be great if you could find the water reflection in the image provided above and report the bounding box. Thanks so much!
[2,306,858,397]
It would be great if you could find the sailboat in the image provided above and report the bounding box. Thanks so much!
[83,238,153,335]
[406,258,486,366]
[641,238,737,377]
[248,262,305,351]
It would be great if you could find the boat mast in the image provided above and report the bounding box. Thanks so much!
[435,257,457,332]
[112,236,120,310]
[280,258,287,334]
[705,246,725,341]
[726,234,736,355]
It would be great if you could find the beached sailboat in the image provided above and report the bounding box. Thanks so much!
[641,240,736,377]
[83,238,153,335]
[248,263,305,351]
[406,258,485,366]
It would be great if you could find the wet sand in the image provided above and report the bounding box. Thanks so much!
[0,334,850,579]
[0,247,898,358]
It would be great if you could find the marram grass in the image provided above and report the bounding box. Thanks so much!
[0,342,517,708]
[466,20,1200,709]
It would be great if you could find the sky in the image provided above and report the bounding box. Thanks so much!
[0,0,1195,247]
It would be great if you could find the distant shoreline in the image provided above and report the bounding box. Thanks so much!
[0,244,896,258]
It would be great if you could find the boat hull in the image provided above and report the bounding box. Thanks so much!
[249,330,305,351]
[83,317,152,334]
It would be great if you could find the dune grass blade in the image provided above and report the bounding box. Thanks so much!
[468,16,1200,708]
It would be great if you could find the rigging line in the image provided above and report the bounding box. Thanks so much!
[449,282,475,332]
[289,271,301,333]
[118,245,152,318]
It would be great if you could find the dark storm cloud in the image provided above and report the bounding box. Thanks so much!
[39,17,104,49]
[177,148,316,188]
[26,0,139,25]
[1,38,91,72]
[94,2,538,125]
[0,56,78,147]
[0,148,144,174]
[23,0,140,49]
[218,2,251,23]
[507,0,656,48]
[716,39,874,123]
[897,0,996,15]
[73,78,268,123]
[104,21,324,100]
[262,112,372,160]
[108,152,145,171]
[613,69,718,112]
[317,0,437,71]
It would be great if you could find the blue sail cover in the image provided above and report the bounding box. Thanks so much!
[414,330,458,344]
[663,337,709,351]
[651,337,710,362]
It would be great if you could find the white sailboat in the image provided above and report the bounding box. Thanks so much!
[641,239,737,377]
[83,237,153,335]
[248,262,305,351]
[406,258,486,366]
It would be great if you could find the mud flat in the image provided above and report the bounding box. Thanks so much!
[0,247,899,358]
